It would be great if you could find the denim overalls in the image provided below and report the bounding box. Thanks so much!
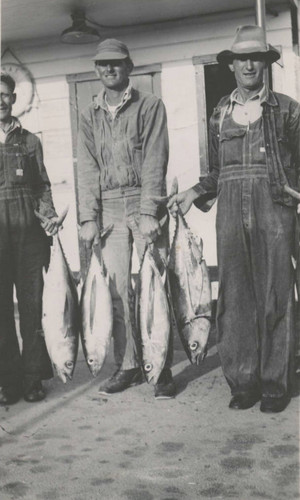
[0,131,52,390]
[216,113,295,399]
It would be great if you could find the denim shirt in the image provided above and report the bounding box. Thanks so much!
[0,121,56,218]
[77,86,169,224]
[194,89,300,210]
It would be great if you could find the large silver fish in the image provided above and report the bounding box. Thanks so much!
[136,246,170,385]
[80,239,113,377]
[39,210,80,383]
[168,180,212,365]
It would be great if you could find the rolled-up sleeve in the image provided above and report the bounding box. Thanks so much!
[77,109,101,224]
[140,98,169,216]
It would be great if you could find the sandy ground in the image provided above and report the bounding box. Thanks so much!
[0,325,299,500]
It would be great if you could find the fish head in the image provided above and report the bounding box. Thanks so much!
[142,344,168,385]
[86,354,104,378]
[143,361,161,385]
[183,316,211,365]
[54,360,75,383]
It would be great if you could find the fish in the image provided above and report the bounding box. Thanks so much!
[38,209,80,383]
[167,178,212,365]
[80,230,113,377]
[284,184,300,299]
[135,245,170,384]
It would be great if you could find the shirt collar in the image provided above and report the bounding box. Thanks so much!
[0,116,22,135]
[228,84,268,112]
[94,81,133,111]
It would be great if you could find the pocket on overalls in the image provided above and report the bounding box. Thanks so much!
[6,146,31,186]
[219,129,246,167]
[12,151,31,185]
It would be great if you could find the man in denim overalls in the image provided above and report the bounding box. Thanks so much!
[78,39,175,399]
[0,73,60,404]
[168,26,300,413]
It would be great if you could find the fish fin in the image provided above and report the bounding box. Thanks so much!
[105,272,110,287]
[146,270,155,338]
[42,267,47,281]
[159,213,168,227]
[100,224,114,240]
[284,184,300,200]
[56,206,69,226]
[63,290,76,338]
[89,275,97,333]
[63,295,70,338]
[169,177,178,196]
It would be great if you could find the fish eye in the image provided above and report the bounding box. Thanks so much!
[144,363,152,372]
[87,358,94,365]
[190,341,199,351]
[65,361,74,369]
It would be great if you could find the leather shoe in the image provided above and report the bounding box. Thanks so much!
[0,385,22,405]
[229,392,260,410]
[24,382,46,403]
[98,368,144,395]
[260,395,290,413]
[154,368,176,400]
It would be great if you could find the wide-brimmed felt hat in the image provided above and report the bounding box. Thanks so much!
[92,38,130,61]
[217,25,280,64]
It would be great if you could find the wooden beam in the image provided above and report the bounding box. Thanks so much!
[289,0,298,9]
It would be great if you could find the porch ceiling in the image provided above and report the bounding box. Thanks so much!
[2,0,290,45]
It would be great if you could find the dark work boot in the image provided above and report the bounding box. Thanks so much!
[24,381,46,403]
[229,392,260,410]
[154,368,176,400]
[260,395,290,413]
[98,368,144,395]
[0,384,22,405]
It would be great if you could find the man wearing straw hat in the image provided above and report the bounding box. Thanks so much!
[168,25,300,413]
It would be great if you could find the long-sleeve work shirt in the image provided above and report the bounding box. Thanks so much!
[77,86,169,224]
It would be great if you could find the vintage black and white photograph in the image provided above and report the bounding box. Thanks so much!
[0,1,299,499]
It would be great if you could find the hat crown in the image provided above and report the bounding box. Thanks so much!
[231,25,267,53]
[92,38,130,61]
[216,24,280,64]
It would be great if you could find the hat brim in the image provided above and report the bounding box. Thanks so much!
[92,51,129,61]
[217,45,280,64]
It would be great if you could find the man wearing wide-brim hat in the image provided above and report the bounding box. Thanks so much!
[168,25,300,413]
[77,39,175,399]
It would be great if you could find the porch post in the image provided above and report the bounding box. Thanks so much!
[255,0,266,36]
[255,0,269,85]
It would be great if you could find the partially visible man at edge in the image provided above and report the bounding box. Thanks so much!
[0,72,60,405]
[77,39,175,399]
[168,25,300,413]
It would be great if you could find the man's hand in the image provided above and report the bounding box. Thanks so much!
[34,210,64,236]
[167,187,198,217]
[79,221,99,249]
[40,217,61,236]
[139,214,161,244]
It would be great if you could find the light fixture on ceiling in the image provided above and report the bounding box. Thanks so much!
[61,11,101,44]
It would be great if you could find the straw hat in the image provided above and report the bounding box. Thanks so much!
[217,25,280,64]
